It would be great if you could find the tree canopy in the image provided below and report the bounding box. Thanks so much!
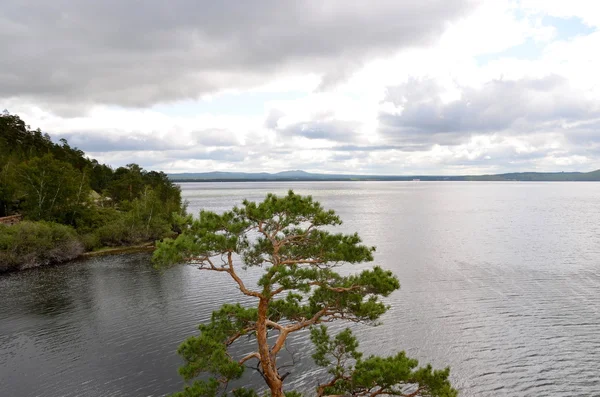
[154,191,457,397]
[0,111,182,221]
[0,111,186,270]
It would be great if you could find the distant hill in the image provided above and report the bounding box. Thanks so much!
[168,169,600,182]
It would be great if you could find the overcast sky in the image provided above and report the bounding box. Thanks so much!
[3,0,600,174]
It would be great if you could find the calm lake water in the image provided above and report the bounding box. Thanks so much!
[1,182,600,396]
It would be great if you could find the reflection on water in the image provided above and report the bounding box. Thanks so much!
[1,182,600,396]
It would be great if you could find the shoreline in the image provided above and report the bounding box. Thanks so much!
[81,243,156,258]
[0,243,157,275]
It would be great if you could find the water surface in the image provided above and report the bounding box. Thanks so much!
[1,182,599,396]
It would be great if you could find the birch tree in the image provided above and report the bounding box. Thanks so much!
[18,154,89,223]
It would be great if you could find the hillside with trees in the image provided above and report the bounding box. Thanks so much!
[0,111,185,272]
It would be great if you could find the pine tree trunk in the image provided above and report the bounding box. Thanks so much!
[256,298,284,397]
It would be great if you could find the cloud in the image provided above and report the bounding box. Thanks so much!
[378,75,599,148]
[0,0,473,109]
[276,117,358,141]
[4,1,600,175]
[57,127,239,152]
[520,0,600,28]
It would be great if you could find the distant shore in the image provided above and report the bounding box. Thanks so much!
[171,177,600,183]
[168,169,600,182]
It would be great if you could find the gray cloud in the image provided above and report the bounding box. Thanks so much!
[264,109,286,130]
[1,0,471,109]
[562,119,600,145]
[87,146,246,170]
[56,127,238,152]
[277,118,358,141]
[56,132,176,152]
[335,144,405,151]
[189,129,240,147]
[379,75,599,148]
[179,148,246,162]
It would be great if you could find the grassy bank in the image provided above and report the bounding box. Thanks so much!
[0,221,168,273]
[82,243,156,258]
[0,221,84,272]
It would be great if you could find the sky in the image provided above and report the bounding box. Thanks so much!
[2,0,600,175]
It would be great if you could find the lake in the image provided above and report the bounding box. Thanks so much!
[1,182,599,396]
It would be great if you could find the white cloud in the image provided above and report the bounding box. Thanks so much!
[3,0,600,174]
[520,0,600,27]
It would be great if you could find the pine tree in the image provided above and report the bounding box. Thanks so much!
[154,191,456,397]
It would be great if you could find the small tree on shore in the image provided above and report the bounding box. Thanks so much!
[154,191,456,397]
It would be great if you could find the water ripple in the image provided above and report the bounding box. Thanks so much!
[1,182,600,396]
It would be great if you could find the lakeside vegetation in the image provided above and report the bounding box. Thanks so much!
[0,111,185,272]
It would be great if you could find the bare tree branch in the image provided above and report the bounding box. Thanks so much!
[239,352,260,365]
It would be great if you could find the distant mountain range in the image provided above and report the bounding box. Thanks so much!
[168,169,600,182]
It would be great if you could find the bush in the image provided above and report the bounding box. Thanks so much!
[93,217,131,246]
[91,189,176,247]
[72,206,122,234]
[79,232,101,251]
[93,211,172,247]
[0,221,84,272]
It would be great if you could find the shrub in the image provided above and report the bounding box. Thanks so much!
[93,211,172,247]
[79,232,101,251]
[0,221,84,272]
[72,206,122,234]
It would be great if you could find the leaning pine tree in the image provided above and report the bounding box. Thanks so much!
[153,191,457,397]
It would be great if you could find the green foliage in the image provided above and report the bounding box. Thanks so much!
[177,304,255,381]
[1,112,182,214]
[0,111,92,217]
[0,111,54,161]
[107,164,146,202]
[105,164,182,213]
[0,111,185,263]
[79,232,102,251]
[93,188,176,246]
[0,221,84,272]
[311,326,457,396]
[17,154,91,223]
[0,156,19,217]
[171,381,261,397]
[311,326,362,369]
[154,192,456,397]
[73,206,122,235]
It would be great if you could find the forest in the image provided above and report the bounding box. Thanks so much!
[0,111,185,271]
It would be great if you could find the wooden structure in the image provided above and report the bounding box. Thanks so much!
[0,214,22,226]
